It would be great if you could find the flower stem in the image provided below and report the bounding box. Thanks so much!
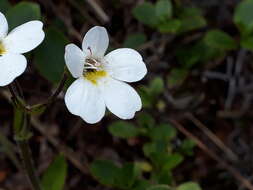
[18,139,43,190]
[9,82,43,190]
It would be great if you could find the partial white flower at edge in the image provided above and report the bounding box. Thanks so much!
[0,12,45,86]
[64,26,147,124]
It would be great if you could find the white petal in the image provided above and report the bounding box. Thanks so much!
[0,53,27,86]
[3,21,45,54]
[82,26,109,59]
[104,48,147,82]
[0,12,8,39]
[65,44,85,78]
[65,78,106,124]
[102,78,142,119]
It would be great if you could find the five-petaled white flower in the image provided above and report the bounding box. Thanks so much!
[64,26,147,124]
[0,12,45,86]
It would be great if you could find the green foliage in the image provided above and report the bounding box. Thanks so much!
[204,30,237,50]
[177,182,202,190]
[167,68,188,88]
[150,77,165,96]
[234,0,253,36]
[108,121,139,138]
[180,139,196,156]
[41,155,67,190]
[147,185,172,190]
[176,38,225,68]
[158,19,181,33]
[132,1,206,34]
[155,0,173,21]
[177,7,206,33]
[132,2,158,27]
[240,36,253,51]
[0,0,11,14]
[100,111,196,190]
[123,33,147,49]
[91,160,140,189]
[6,2,41,30]
[34,27,69,83]
[91,160,120,186]
[139,77,165,108]
[149,124,176,141]
[178,16,206,33]
[137,113,155,129]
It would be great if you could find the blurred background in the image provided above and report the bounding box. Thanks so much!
[1,0,253,190]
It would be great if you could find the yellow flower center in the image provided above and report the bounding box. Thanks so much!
[85,70,107,85]
[0,41,6,55]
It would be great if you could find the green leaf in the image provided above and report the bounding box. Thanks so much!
[179,16,206,33]
[204,30,237,50]
[138,86,153,108]
[108,121,139,138]
[90,160,120,186]
[6,2,41,30]
[115,163,140,188]
[155,0,173,21]
[177,182,202,190]
[143,141,168,157]
[123,33,147,49]
[240,35,253,51]
[0,0,11,14]
[176,40,223,68]
[163,153,184,171]
[150,77,164,96]
[34,27,69,83]
[158,19,181,33]
[41,155,67,190]
[178,7,203,18]
[180,139,196,156]
[167,68,188,88]
[149,124,177,141]
[151,171,173,185]
[147,185,172,190]
[137,112,155,129]
[132,2,158,27]
[234,0,253,35]
[132,179,151,190]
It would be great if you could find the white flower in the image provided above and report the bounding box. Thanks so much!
[0,12,45,86]
[64,26,147,124]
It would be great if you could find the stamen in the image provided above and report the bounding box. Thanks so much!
[83,66,98,70]
[87,46,92,56]
[84,62,95,67]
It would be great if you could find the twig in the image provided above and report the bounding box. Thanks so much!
[37,0,82,42]
[169,119,253,190]
[67,0,99,26]
[31,117,90,175]
[185,113,238,162]
[85,0,110,23]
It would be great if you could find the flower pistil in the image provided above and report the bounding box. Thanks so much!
[85,70,107,85]
[0,41,6,55]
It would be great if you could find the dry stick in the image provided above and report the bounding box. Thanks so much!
[0,131,21,170]
[185,113,238,162]
[67,0,99,26]
[31,117,90,175]
[169,119,253,190]
[85,0,110,23]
